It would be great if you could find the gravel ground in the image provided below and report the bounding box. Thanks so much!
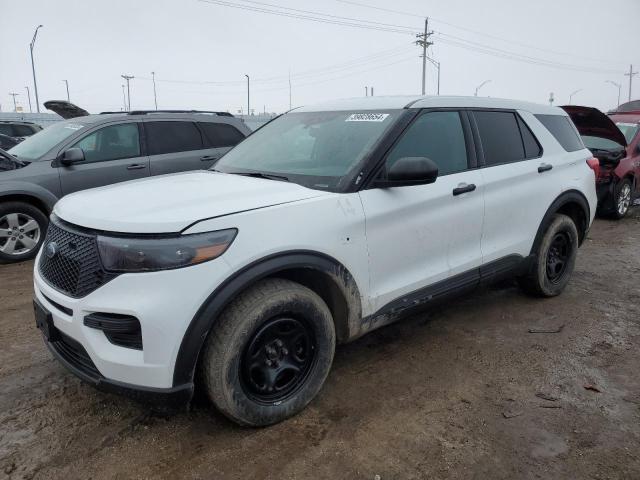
[1,214,639,480]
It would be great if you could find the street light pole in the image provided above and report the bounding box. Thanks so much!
[29,25,43,113]
[121,75,134,111]
[606,80,622,109]
[121,85,126,111]
[425,56,441,95]
[151,72,158,110]
[25,86,32,113]
[245,74,250,116]
[63,80,70,101]
[474,80,491,96]
[569,89,583,105]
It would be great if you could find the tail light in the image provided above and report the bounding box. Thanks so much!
[586,157,600,178]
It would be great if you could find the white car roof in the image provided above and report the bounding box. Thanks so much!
[296,95,564,116]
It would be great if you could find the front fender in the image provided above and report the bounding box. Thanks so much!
[0,181,59,212]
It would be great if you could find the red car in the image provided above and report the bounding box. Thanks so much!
[562,103,640,219]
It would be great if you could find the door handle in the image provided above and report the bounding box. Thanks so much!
[127,164,146,170]
[200,155,219,161]
[452,183,476,196]
[538,163,553,173]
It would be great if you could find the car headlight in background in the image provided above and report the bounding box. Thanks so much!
[97,229,237,272]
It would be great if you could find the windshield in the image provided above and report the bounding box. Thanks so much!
[8,121,85,160]
[214,110,401,190]
[582,135,626,151]
[615,122,639,144]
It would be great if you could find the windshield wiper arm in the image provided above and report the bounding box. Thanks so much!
[225,171,290,182]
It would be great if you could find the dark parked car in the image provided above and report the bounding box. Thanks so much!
[561,105,639,218]
[1,110,250,263]
[0,121,42,139]
[0,134,20,150]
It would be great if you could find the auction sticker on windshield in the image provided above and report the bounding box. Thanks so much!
[346,113,389,122]
[64,124,84,131]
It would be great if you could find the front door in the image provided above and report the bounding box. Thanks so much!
[359,110,484,312]
[58,122,149,195]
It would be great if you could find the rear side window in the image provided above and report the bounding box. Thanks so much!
[535,114,583,152]
[385,111,469,176]
[517,116,542,158]
[474,111,525,165]
[199,122,245,147]
[146,121,203,155]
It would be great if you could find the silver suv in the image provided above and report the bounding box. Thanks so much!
[1,110,250,262]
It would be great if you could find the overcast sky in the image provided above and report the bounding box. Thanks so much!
[1,0,638,115]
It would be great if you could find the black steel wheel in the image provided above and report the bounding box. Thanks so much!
[241,317,317,404]
[545,232,572,284]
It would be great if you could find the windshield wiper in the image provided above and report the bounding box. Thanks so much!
[224,171,290,182]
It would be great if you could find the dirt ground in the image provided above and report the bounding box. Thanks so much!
[1,214,640,480]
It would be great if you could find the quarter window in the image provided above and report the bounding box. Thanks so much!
[73,123,140,162]
[517,116,542,158]
[199,122,245,147]
[146,121,203,155]
[535,114,584,152]
[384,111,469,176]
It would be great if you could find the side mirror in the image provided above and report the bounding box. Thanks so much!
[374,156,439,188]
[60,147,85,166]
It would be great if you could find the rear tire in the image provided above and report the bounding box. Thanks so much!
[610,178,633,219]
[200,278,335,427]
[0,201,48,264]
[519,214,579,297]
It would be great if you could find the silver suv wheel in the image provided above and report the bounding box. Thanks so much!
[0,213,41,256]
[617,182,632,217]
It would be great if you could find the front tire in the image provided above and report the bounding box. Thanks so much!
[0,201,48,264]
[611,178,633,219]
[200,278,336,427]
[519,214,579,297]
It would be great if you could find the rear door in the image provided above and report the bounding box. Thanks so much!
[198,121,246,168]
[472,110,561,264]
[359,110,484,312]
[58,121,150,195]
[145,121,211,175]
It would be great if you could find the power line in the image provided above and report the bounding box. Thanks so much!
[334,0,626,66]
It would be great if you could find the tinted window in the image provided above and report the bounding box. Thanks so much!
[385,111,468,176]
[12,125,35,137]
[517,116,542,158]
[73,123,140,162]
[146,121,203,155]
[474,111,525,165]
[535,114,583,152]
[200,122,245,147]
[0,125,12,136]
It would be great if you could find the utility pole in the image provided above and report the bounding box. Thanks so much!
[151,71,158,110]
[29,25,43,113]
[62,79,70,101]
[624,64,637,102]
[245,74,250,116]
[25,86,32,112]
[121,84,126,111]
[9,93,19,112]
[121,75,134,111]
[415,18,433,95]
[365,86,368,97]
[606,80,622,109]
[425,57,441,95]
[371,87,374,96]
[548,92,554,106]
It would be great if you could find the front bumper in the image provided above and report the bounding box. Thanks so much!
[33,248,232,396]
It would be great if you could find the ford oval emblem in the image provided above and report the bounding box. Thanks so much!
[45,242,58,259]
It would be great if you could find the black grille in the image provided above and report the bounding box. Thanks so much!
[51,330,101,380]
[39,219,116,298]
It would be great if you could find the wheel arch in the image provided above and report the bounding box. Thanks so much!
[0,185,58,215]
[172,250,363,388]
[531,190,590,255]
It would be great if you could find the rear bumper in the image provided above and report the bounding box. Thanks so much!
[43,326,193,410]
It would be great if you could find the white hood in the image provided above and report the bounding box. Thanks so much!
[54,171,329,233]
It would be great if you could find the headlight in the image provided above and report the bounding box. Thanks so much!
[97,229,237,272]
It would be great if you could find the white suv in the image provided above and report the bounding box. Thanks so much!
[33,96,597,426]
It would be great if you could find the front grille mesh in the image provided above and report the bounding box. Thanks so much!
[39,220,116,298]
